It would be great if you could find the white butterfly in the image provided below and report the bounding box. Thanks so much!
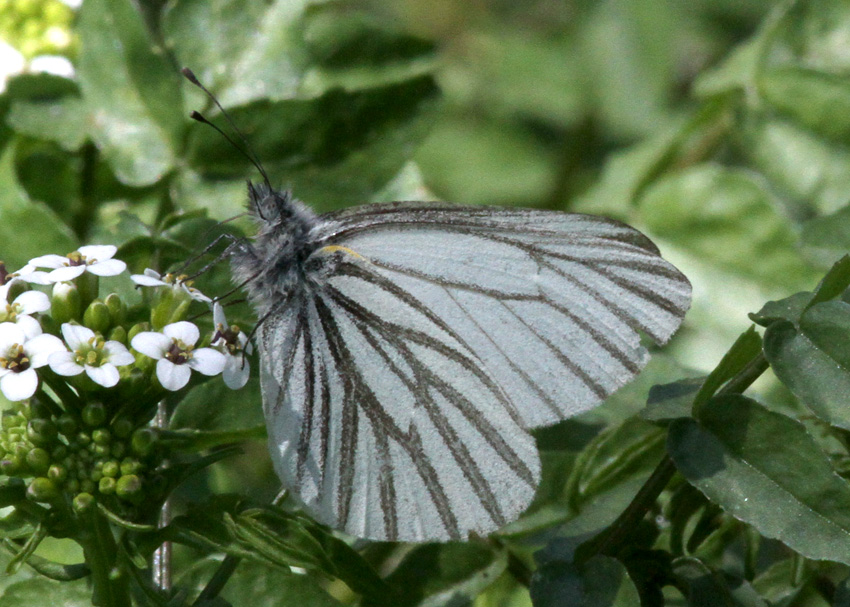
[229,184,691,543]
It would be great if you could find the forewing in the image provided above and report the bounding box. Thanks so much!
[258,260,540,542]
[320,202,692,427]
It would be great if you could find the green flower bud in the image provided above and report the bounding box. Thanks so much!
[48,464,67,483]
[80,479,96,494]
[28,401,52,421]
[111,418,133,439]
[104,293,126,326]
[108,326,127,345]
[76,271,99,311]
[92,429,111,445]
[27,477,58,502]
[102,461,119,478]
[120,458,142,476]
[115,474,142,501]
[73,492,94,513]
[82,403,107,427]
[65,478,79,493]
[131,429,156,457]
[89,443,109,457]
[0,456,21,475]
[76,431,91,446]
[27,419,57,446]
[83,300,111,334]
[127,322,151,343]
[51,282,82,324]
[151,286,192,330]
[98,477,116,494]
[25,448,50,474]
[56,414,77,437]
[90,469,103,482]
[51,444,68,460]
[110,442,126,458]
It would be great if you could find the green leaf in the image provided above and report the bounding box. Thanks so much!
[178,556,343,607]
[639,164,810,290]
[187,75,440,209]
[764,300,850,429]
[530,555,640,607]
[668,394,850,565]
[672,557,768,607]
[0,144,76,268]
[806,254,850,309]
[77,0,183,186]
[692,326,762,415]
[641,377,703,423]
[0,576,91,606]
[363,543,506,607]
[803,207,850,266]
[163,0,310,107]
[170,376,264,432]
[6,80,87,152]
[760,68,850,144]
[749,292,813,327]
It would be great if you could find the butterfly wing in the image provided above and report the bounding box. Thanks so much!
[259,202,690,542]
[320,203,692,427]
[258,265,539,542]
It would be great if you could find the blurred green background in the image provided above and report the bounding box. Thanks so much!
[4,0,850,600]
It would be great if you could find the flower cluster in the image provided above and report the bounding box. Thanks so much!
[0,246,255,517]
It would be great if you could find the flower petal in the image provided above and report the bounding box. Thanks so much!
[61,323,94,350]
[77,244,117,261]
[13,291,49,314]
[1,369,38,401]
[49,351,84,376]
[28,254,68,269]
[27,334,66,367]
[130,332,171,359]
[0,323,26,352]
[213,302,226,327]
[187,348,226,376]
[15,315,43,340]
[156,359,191,391]
[48,266,86,282]
[86,364,119,388]
[184,286,212,303]
[19,271,51,285]
[163,321,200,346]
[103,341,134,366]
[222,355,250,389]
[87,259,126,277]
[131,274,166,287]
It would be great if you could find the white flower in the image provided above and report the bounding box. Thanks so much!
[48,324,135,388]
[131,321,225,391]
[29,245,126,283]
[0,323,64,401]
[211,303,252,389]
[130,269,212,303]
[0,261,50,288]
[0,287,49,339]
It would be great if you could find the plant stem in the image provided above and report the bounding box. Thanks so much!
[79,508,130,607]
[153,399,172,592]
[584,350,769,560]
[193,555,241,606]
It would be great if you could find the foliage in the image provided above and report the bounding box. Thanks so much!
[3,0,850,606]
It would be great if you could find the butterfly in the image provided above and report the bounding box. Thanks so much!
[182,70,691,542]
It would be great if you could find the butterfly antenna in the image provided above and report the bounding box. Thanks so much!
[181,68,274,193]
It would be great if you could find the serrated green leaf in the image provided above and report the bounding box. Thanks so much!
[530,555,640,607]
[77,0,183,186]
[764,300,850,429]
[668,394,850,565]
